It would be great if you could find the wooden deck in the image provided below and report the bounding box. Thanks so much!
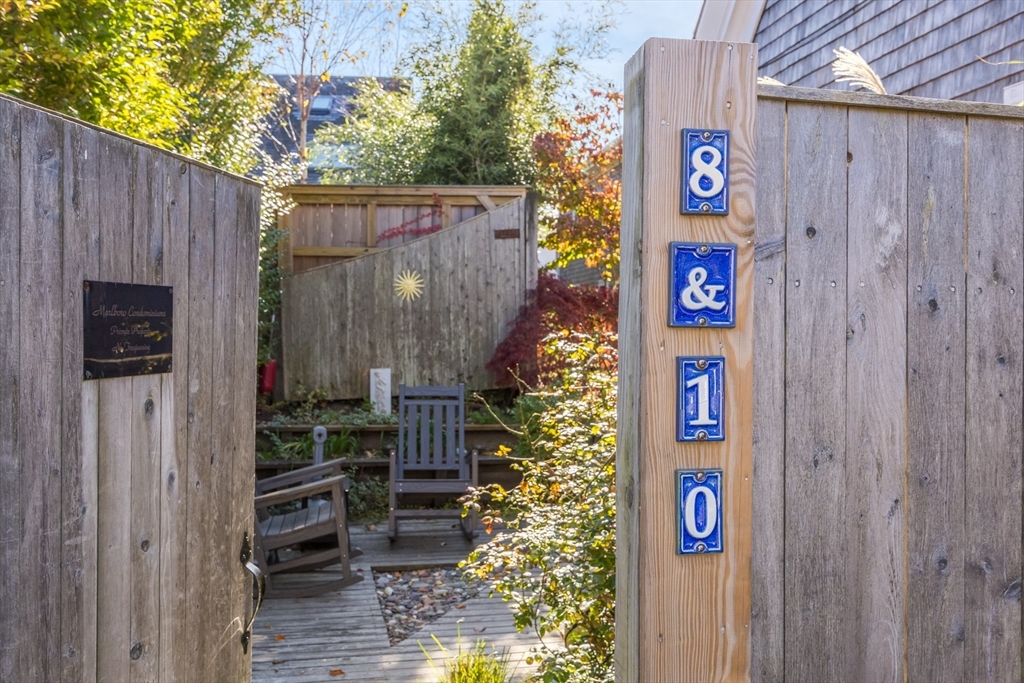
[251,520,554,682]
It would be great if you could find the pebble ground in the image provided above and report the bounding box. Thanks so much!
[373,566,483,645]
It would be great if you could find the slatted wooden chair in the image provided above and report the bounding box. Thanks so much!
[253,460,363,598]
[388,384,479,541]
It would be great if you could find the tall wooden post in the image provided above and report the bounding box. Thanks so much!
[617,38,757,682]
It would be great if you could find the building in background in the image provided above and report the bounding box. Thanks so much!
[262,75,405,183]
[695,0,1024,105]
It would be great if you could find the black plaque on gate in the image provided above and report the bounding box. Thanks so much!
[83,280,173,380]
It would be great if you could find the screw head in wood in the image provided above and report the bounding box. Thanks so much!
[700,202,712,213]
[696,358,708,370]
[698,244,710,255]
[701,130,712,142]
[695,471,706,482]
[697,430,709,441]
[696,542,707,553]
[697,316,708,326]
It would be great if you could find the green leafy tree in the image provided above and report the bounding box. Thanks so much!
[0,0,286,173]
[267,0,402,182]
[313,77,431,185]
[255,156,301,366]
[463,331,617,682]
[171,0,289,175]
[0,0,301,366]
[0,0,186,143]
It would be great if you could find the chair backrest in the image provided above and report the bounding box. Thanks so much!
[396,384,467,478]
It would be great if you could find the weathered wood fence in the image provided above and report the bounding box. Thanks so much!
[279,185,528,274]
[750,85,1024,681]
[0,94,259,681]
[281,194,537,400]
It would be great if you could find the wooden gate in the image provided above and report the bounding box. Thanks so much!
[617,44,1024,679]
[0,95,259,681]
[750,86,1024,681]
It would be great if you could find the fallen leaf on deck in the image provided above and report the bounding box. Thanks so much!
[275,634,286,641]
[329,669,345,676]
[473,627,486,633]
[455,604,466,609]
[271,660,286,665]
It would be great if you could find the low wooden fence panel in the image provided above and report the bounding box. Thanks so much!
[750,85,1024,682]
[279,185,528,274]
[281,194,537,400]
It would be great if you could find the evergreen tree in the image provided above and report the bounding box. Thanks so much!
[315,0,613,186]
[414,0,537,185]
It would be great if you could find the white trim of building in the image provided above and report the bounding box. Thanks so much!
[692,0,766,42]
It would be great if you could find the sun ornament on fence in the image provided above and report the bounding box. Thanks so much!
[394,270,424,302]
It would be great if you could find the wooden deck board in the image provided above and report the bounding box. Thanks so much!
[252,520,554,682]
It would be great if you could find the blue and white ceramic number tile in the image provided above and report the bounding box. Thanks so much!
[677,469,723,555]
[681,129,729,215]
[669,242,736,327]
[677,356,725,442]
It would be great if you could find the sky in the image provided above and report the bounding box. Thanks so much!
[270,1,706,92]
[544,1,704,88]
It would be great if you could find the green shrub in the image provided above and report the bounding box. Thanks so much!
[263,389,400,428]
[343,470,390,522]
[262,429,359,461]
[462,331,617,682]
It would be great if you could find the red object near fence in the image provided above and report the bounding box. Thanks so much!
[259,359,277,394]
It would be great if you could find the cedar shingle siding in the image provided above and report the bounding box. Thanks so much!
[756,0,1024,103]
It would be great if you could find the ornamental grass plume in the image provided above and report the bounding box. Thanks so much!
[420,626,513,683]
[832,46,887,95]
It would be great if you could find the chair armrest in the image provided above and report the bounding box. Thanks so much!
[256,460,345,494]
[255,474,349,508]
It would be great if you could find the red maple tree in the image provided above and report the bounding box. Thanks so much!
[487,90,623,387]
[486,274,618,387]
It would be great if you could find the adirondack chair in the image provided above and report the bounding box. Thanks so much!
[253,460,363,598]
[388,384,479,541]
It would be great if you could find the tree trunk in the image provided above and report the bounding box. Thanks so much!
[297,80,309,183]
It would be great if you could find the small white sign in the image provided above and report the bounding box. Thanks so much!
[370,368,391,414]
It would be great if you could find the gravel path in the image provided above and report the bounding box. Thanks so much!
[373,566,484,645]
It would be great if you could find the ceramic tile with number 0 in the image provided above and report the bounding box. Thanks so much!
[677,469,723,554]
